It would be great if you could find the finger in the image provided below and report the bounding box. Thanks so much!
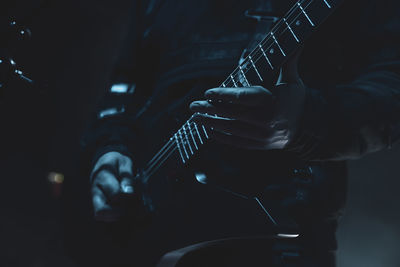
[116,155,135,194]
[91,152,119,181]
[192,113,271,142]
[93,169,121,202]
[116,153,134,179]
[190,101,274,126]
[210,129,290,150]
[92,186,123,222]
[204,86,274,106]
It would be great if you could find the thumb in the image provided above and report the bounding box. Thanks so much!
[117,155,135,194]
[276,48,303,86]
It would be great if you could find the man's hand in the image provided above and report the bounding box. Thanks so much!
[90,151,137,222]
[190,55,305,150]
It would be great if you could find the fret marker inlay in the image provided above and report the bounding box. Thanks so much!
[271,32,286,56]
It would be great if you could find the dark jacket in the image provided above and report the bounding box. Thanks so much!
[81,0,400,265]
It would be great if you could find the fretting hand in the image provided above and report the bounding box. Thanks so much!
[190,54,306,150]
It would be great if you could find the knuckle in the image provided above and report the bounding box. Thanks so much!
[118,156,133,170]
[94,169,118,184]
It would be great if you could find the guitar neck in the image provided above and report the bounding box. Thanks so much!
[142,0,343,183]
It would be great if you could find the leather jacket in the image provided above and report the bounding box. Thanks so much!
[80,0,400,264]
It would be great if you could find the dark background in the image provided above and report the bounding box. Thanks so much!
[0,1,399,266]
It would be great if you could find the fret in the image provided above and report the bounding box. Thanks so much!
[182,125,194,155]
[259,44,274,69]
[304,0,336,26]
[174,134,185,164]
[248,55,263,82]
[178,129,189,159]
[283,18,300,43]
[323,0,331,8]
[222,82,226,88]
[193,122,204,144]
[202,125,209,139]
[230,74,238,87]
[271,32,286,57]
[187,121,198,150]
[297,2,315,27]
[239,66,250,86]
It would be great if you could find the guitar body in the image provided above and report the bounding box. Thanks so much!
[128,145,309,266]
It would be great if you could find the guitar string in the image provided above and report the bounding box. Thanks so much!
[145,114,209,174]
[143,0,321,179]
[144,121,203,177]
[145,118,198,169]
[145,119,199,165]
[220,0,304,86]
[227,0,315,86]
[222,0,315,88]
[146,121,209,177]
[147,136,177,167]
[143,0,315,177]
[147,0,313,165]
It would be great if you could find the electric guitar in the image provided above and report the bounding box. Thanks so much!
[129,0,344,265]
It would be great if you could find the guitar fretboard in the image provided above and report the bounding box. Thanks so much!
[142,0,342,183]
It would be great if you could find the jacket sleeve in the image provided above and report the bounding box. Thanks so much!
[80,0,157,172]
[287,0,400,161]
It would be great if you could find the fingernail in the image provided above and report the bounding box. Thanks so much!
[121,184,134,194]
[205,90,215,96]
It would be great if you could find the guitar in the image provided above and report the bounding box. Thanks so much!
[128,0,344,264]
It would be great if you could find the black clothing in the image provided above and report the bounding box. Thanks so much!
[81,0,400,266]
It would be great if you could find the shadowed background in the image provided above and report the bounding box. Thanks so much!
[0,1,399,266]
